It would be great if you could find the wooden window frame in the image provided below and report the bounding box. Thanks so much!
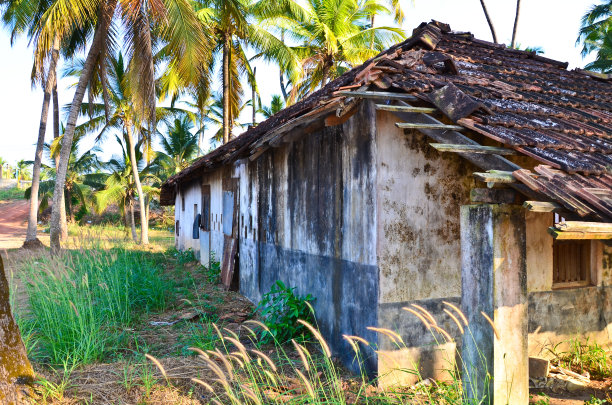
[552,239,592,289]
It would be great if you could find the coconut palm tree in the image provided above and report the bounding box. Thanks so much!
[254,0,405,100]
[578,0,612,73]
[259,94,284,119]
[0,157,5,179]
[70,52,173,245]
[1,0,65,244]
[96,136,158,242]
[154,117,200,176]
[478,0,498,43]
[25,135,104,222]
[43,0,210,253]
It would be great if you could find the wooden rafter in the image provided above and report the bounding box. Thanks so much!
[396,122,464,131]
[432,143,518,155]
[375,104,437,113]
[335,90,419,101]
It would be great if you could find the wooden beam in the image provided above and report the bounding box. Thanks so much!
[335,90,419,101]
[548,227,612,240]
[523,201,563,213]
[470,188,517,204]
[396,122,464,131]
[554,221,612,233]
[473,171,516,184]
[375,104,437,113]
[389,101,544,201]
[431,143,518,155]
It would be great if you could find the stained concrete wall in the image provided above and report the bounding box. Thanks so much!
[525,211,612,356]
[374,110,477,385]
[233,101,380,373]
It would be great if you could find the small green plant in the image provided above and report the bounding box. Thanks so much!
[585,395,606,405]
[256,280,315,344]
[121,360,138,392]
[138,362,159,399]
[549,338,612,379]
[530,393,550,405]
[205,260,221,284]
[36,362,75,403]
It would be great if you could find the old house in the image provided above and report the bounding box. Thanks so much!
[161,21,612,403]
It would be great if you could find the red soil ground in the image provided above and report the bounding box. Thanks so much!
[0,200,30,249]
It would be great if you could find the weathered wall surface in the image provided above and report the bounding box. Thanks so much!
[236,101,380,373]
[526,211,612,355]
[375,110,476,385]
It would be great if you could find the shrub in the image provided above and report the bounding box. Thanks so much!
[256,280,314,344]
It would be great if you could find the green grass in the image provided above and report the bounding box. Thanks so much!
[0,186,26,201]
[13,244,174,367]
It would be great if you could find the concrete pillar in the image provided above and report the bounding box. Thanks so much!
[460,204,528,405]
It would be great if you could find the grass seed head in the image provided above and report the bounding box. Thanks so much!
[296,369,315,399]
[145,354,168,379]
[480,311,500,340]
[402,307,431,329]
[443,308,464,334]
[297,320,331,358]
[443,301,468,326]
[251,349,278,372]
[292,340,311,371]
[191,378,215,393]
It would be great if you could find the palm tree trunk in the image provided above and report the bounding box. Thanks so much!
[479,0,498,43]
[511,0,521,48]
[222,32,231,144]
[252,67,256,127]
[129,199,138,242]
[25,35,60,245]
[49,0,117,253]
[52,74,68,240]
[126,124,149,245]
[279,31,288,102]
[370,15,375,49]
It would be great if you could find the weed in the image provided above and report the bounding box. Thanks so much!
[256,280,315,344]
[36,361,75,404]
[585,395,606,405]
[530,393,551,405]
[138,362,159,399]
[548,338,612,379]
[15,242,174,366]
[121,361,139,392]
[0,187,25,201]
[205,259,221,284]
[184,323,222,354]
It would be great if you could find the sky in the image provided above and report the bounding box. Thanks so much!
[0,0,599,166]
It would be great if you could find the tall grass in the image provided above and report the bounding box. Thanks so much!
[149,305,494,404]
[13,241,174,367]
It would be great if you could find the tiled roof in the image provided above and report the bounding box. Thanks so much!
[160,21,611,221]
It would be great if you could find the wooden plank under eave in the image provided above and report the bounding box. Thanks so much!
[396,122,464,131]
[547,227,612,240]
[335,90,419,101]
[375,104,437,113]
[473,171,516,184]
[523,201,563,212]
[432,143,518,155]
[555,221,612,233]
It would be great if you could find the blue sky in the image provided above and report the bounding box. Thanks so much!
[0,0,598,165]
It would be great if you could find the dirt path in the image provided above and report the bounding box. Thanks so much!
[0,200,30,249]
